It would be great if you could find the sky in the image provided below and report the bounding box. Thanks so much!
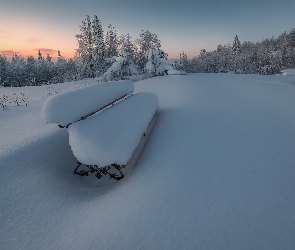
[1,0,295,60]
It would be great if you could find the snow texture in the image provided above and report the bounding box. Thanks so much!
[2,74,295,250]
[68,92,158,166]
[42,80,134,126]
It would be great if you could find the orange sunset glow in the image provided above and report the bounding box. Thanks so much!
[0,19,77,60]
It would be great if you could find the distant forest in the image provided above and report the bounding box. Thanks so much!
[0,15,294,87]
[181,30,295,75]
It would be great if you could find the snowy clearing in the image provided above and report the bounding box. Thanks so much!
[1,74,295,249]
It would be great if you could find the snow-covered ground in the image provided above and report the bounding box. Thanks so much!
[1,74,295,249]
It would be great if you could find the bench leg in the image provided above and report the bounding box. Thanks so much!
[73,162,125,180]
[107,164,125,180]
[74,161,88,176]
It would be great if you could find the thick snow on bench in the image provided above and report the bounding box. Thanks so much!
[68,92,158,166]
[42,80,134,126]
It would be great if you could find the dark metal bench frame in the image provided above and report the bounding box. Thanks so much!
[74,162,126,180]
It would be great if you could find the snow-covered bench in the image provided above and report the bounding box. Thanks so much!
[42,80,158,180]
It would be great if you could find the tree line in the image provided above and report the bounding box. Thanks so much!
[180,30,295,74]
[0,15,180,87]
[0,50,80,87]
[1,15,295,87]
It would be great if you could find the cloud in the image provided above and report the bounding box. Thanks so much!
[0,50,20,56]
[0,30,12,39]
[33,48,57,55]
[26,36,42,44]
[0,30,9,34]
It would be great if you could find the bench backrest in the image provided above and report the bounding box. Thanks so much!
[42,80,134,127]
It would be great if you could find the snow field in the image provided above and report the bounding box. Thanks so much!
[0,79,99,157]
[68,92,158,166]
[1,74,295,249]
[42,80,134,126]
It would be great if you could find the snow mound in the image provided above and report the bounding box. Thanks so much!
[281,69,295,76]
[68,92,158,166]
[42,80,134,126]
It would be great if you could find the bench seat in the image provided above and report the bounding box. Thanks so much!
[68,92,158,167]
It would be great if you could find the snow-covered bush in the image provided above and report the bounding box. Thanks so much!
[145,48,186,77]
[99,49,139,82]
[0,93,29,109]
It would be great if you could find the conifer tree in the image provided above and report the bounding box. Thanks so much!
[92,15,107,77]
[26,56,36,85]
[54,50,67,83]
[105,24,118,58]
[232,35,241,55]
[75,15,95,78]
[0,55,9,86]
[7,54,26,87]
[136,30,161,72]
[38,50,43,60]
[119,33,135,57]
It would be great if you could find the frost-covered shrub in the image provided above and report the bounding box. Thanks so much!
[0,93,29,109]
[99,49,139,82]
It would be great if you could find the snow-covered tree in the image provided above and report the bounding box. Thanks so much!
[75,15,95,78]
[145,48,185,77]
[232,35,241,55]
[135,30,161,72]
[200,49,207,60]
[118,33,135,60]
[26,56,37,85]
[92,15,107,77]
[53,50,67,83]
[37,50,43,60]
[99,48,139,82]
[35,50,51,85]
[6,54,27,87]
[180,52,191,72]
[105,24,118,59]
[0,55,9,86]
[75,15,107,78]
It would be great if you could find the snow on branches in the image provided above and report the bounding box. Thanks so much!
[99,49,139,82]
[75,15,107,78]
[144,48,185,77]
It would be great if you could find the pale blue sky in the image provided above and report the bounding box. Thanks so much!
[1,0,295,59]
